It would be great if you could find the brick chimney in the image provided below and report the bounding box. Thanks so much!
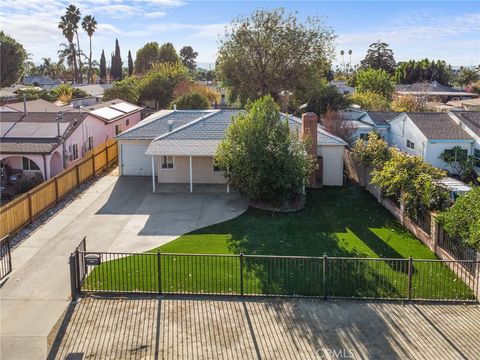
[301,112,319,188]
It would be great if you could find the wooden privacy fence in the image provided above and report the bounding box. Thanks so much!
[0,139,118,239]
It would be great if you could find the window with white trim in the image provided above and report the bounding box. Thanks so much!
[22,157,40,171]
[406,139,415,150]
[359,133,368,141]
[160,156,174,169]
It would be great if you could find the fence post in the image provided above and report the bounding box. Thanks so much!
[239,253,244,296]
[75,164,80,185]
[6,236,12,274]
[407,256,413,300]
[69,253,78,301]
[157,251,162,295]
[92,152,96,177]
[27,192,33,224]
[323,254,327,300]
[105,145,109,169]
[54,176,59,204]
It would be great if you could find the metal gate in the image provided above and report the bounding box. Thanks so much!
[0,236,12,281]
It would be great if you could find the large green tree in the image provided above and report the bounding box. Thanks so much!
[217,8,335,105]
[215,95,316,207]
[179,45,198,70]
[111,39,123,81]
[355,68,395,99]
[437,187,480,250]
[393,58,453,85]
[0,32,27,86]
[158,42,180,64]
[454,66,480,87]
[139,62,189,108]
[303,82,349,115]
[134,42,160,74]
[103,76,140,104]
[359,41,396,74]
[81,14,97,84]
[173,91,209,109]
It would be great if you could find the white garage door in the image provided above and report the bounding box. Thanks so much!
[121,144,152,176]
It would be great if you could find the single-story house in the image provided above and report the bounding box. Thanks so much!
[0,100,143,180]
[330,80,354,95]
[23,75,61,91]
[396,82,477,101]
[1,99,73,113]
[338,109,400,142]
[1,112,89,181]
[388,112,475,174]
[116,109,347,192]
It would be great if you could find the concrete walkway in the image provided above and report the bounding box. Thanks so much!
[48,296,480,360]
[0,175,248,360]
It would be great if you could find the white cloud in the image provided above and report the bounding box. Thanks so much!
[144,11,167,18]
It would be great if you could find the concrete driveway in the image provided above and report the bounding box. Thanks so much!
[0,174,248,360]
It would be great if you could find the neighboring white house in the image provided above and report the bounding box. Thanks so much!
[117,109,347,192]
[388,112,475,174]
[338,109,400,142]
[449,111,480,172]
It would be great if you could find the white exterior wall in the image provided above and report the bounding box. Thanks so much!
[317,145,344,186]
[388,114,427,158]
[156,156,226,184]
[424,141,473,173]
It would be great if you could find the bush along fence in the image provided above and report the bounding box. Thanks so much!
[0,139,118,239]
[344,150,480,293]
[69,242,480,302]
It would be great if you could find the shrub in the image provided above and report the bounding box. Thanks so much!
[103,76,140,104]
[173,91,210,110]
[437,187,480,250]
[351,132,390,170]
[215,95,316,208]
[349,91,391,111]
[173,80,220,103]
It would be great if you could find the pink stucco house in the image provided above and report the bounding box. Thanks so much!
[0,99,142,181]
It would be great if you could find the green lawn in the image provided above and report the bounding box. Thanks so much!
[83,187,475,300]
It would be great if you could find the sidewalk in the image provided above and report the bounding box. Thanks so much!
[0,175,120,360]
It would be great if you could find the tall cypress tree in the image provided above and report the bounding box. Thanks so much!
[114,38,123,80]
[99,49,106,83]
[110,53,115,80]
[127,50,133,76]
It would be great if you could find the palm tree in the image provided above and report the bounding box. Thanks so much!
[65,4,82,83]
[340,50,345,73]
[348,49,352,74]
[58,14,78,83]
[82,15,97,84]
[58,43,77,74]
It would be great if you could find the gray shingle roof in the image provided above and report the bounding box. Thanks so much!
[452,111,480,137]
[145,110,346,156]
[407,112,473,140]
[117,110,213,139]
[365,112,401,126]
[396,82,474,96]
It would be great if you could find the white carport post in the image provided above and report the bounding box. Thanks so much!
[189,156,193,193]
[151,156,156,193]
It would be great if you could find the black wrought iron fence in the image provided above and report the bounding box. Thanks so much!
[412,212,431,235]
[0,236,12,281]
[69,248,479,303]
[439,230,478,275]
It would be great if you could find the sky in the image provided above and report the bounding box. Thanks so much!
[1,0,479,69]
